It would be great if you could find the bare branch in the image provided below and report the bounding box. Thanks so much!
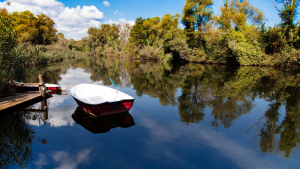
[270,0,283,16]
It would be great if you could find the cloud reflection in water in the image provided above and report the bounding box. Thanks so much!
[140,118,285,169]
[34,149,92,169]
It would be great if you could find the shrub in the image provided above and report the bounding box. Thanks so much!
[229,41,263,65]
[0,8,25,95]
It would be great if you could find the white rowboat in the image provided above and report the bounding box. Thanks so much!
[69,84,134,116]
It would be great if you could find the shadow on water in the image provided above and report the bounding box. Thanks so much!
[72,106,135,134]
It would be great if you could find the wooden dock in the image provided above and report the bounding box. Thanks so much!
[0,75,52,115]
[0,91,43,111]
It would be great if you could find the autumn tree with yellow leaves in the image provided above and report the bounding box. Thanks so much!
[216,0,264,30]
[11,10,57,44]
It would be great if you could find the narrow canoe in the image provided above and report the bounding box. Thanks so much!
[69,84,134,116]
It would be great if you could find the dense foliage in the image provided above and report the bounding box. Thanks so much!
[1,0,292,66]
[72,0,299,66]
[1,0,300,79]
[124,14,182,62]
[0,7,84,96]
[68,0,299,66]
[11,11,57,44]
[86,24,120,56]
[0,8,25,95]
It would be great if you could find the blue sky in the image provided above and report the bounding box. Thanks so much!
[60,0,283,25]
[59,0,285,25]
[0,0,295,39]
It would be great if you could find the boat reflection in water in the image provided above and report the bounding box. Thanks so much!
[72,106,135,134]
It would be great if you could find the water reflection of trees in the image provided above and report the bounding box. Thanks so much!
[178,65,256,128]
[0,110,49,168]
[28,57,300,158]
[128,62,179,106]
[256,87,300,158]
[83,58,300,158]
[77,58,180,106]
[22,59,75,83]
[0,112,34,168]
[181,65,300,157]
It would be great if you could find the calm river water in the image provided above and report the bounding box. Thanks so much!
[2,57,300,169]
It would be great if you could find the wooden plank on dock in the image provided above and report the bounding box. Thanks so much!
[0,91,42,112]
[15,83,44,86]
[0,75,56,116]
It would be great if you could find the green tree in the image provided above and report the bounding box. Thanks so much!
[218,0,231,29]
[35,13,57,44]
[126,14,181,62]
[182,0,213,48]
[57,32,64,38]
[87,24,120,57]
[0,8,26,95]
[270,0,299,44]
[12,11,39,43]
[128,17,147,45]
[10,10,57,44]
[182,0,213,32]
[217,0,264,30]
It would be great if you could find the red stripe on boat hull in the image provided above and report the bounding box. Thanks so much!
[73,97,134,117]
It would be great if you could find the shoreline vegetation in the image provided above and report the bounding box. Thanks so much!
[0,1,300,93]
[68,0,300,68]
[0,6,85,95]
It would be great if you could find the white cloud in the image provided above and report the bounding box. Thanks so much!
[1,0,64,18]
[54,5,104,39]
[1,0,135,40]
[79,6,104,19]
[88,20,101,28]
[114,10,122,15]
[1,0,105,40]
[105,20,119,25]
[102,1,110,7]
[118,18,135,26]
[8,0,63,7]
[105,19,135,26]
